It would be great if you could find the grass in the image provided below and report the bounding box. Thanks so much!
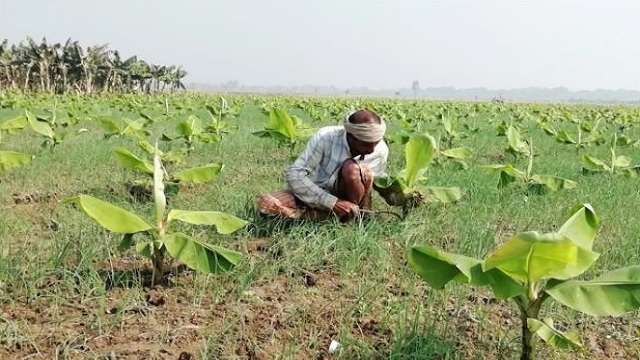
[1,92,639,359]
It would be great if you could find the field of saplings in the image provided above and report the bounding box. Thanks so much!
[1,91,639,359]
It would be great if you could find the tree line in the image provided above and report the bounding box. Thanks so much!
[0,37,187,94]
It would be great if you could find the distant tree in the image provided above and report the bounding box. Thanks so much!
[0,37,188,94]
[412,80,420,98]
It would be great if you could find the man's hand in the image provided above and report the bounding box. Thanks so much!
[333,199,359,218]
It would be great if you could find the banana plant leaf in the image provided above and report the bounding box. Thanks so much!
[441,147,472,159]
[409,245,525,299]
[424,186,462,203]
[557,204,598,250]
[0,116,27,132]
[114,147,154,174]
[26,110,54,138]
[173,163,223,183]
[0,151,31,172]
[64,195,152,234]
[483,231,599,284]
[167,210,248,234]
[403,134,436,188]
[545,266,640,317]
[163,232,242,274]
[527,318,582,350]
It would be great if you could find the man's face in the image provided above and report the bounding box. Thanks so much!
[347,133,379,157]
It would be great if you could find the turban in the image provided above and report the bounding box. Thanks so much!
[343,112,386,143]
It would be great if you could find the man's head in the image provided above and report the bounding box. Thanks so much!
[344,110,386,157]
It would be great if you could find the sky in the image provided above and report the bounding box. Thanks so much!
[1,1,638,91]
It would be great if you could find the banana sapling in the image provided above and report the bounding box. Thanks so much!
[374,133,462,216]
[408,204,640,360]
[65,144,246,285]
[482,139,577,194]
[0,115,31,172]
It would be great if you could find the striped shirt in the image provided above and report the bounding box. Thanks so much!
[285,126,389,210]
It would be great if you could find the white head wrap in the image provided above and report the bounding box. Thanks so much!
[343,111,386,143]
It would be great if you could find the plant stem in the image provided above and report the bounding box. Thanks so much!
[152,247,165,285]
[520,310,534,360]
[515,291,545,360]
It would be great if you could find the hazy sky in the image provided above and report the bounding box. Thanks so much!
[1,1,638,91]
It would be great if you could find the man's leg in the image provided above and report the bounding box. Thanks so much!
[256,190,301,218]
[336,159,373,210]
[256,190,330,221]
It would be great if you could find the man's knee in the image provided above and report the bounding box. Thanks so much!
[340,159,372,187]
[340,159,363,184]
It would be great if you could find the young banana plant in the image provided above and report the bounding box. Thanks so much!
[482,139,577,194]
[0,114,31,172]
[252,108,314,155]
[409,204,640,360]
[374,133,463,216]
[581,133,640,177]
[65,143,247,285]
[114,143,223,200]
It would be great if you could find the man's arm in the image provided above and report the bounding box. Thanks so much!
[285,132,338,210]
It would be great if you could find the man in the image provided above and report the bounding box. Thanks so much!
[257,109,390,222]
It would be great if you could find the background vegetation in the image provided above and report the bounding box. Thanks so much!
[1,91,638,359]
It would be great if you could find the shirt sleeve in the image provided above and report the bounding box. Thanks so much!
[285,132,338,210]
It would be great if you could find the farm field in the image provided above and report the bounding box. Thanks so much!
[1,92,639,360]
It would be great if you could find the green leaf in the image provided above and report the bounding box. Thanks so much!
[98,118,121,134]
[482,164,525,187]
[404,134,436,188]
[483,231,599,284]
[0,116,27,131]
[506,125,528,154]
[442,117,453,135]
[581,155,610,172]
[613,155,631,168]
[557,204,599,250]
[122,118,146,135]
[173,163,223,183]
[176,115,203,136]
[136,240,157,258]
[409,245,524,299]
[409,245,477,289]
[373,176,407,206]
[167,210,247,234]
[546,266,640,317]
[118,233,135,252]
[65,195,152,234]
[441,147,472,159]
[163,232,242,274]
[527,318,582,350]
[530,175,577,192]
[424,186,462,203]
[137,138,156,154]
[556,130,577,144]
[114,148,153,174]
[0,151,31,172]
[26,110,54,138]
[266,108,297,139]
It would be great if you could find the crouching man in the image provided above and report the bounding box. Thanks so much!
[257,109,393,222]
